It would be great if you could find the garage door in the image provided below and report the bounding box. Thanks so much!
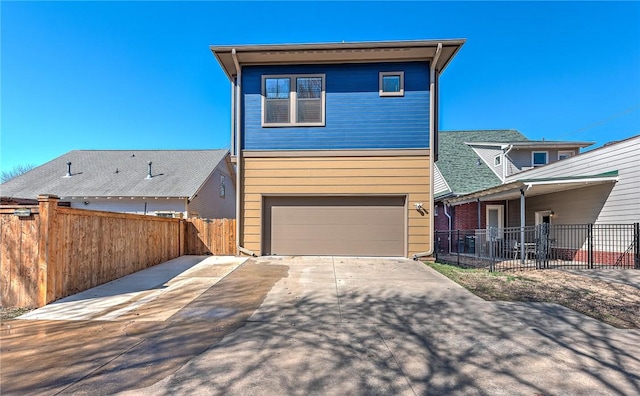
[264,196,405,256]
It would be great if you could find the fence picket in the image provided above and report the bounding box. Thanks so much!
[1,198,236,307]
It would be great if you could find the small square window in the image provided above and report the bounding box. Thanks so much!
[532,151,549,167]
[379,71,404,96]
[494,155,501,167]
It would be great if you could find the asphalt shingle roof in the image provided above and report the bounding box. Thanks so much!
[437,130,529,195]
[0,150,229,200]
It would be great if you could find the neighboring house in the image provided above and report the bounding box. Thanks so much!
[0,150,236,219]
[434,130,592,231]
[210,39,465,257]
[443,134,640,227]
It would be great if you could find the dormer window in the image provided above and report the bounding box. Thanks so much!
[558,150,574,160]
[532,151,548,167]
[262,74,325,127]
[379,72,404,96]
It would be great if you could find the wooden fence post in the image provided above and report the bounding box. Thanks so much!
[37,194,59,306]
[179,219,185,256]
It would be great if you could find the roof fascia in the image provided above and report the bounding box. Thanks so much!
[211,39,465,80]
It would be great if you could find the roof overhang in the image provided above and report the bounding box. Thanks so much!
[466,141,595,149]
[210,39,466,81]
[444,172,619,205]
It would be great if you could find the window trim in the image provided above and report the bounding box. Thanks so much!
[558,150,575,160]
[379,71,405,97]
[532,151,549,167]
[493,154,501,167]
[486,204,504,239]
[261,74,326,127]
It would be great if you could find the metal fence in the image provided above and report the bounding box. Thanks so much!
[434,223,640,271]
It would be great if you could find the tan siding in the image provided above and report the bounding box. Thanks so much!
[242,155,431,257]
[187,160,236,219]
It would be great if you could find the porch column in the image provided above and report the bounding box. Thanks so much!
[477,198,481,229]
[520,189,526,264]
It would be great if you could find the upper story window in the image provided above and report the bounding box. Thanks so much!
[379,71,404,96]
[532,151,549,167]
[558,150,575,160]
[262,74,325,127]
[494,155,501,167]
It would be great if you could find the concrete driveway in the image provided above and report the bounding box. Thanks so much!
[2,256,639,395]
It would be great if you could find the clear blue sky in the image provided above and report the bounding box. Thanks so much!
[2,1,639,172]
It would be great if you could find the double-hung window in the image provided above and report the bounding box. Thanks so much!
[262,74,325,126]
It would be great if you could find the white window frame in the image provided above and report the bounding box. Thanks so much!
[493,154,501,167]
[379,71,404,97]
[532,151,549,167]
[558,150,574,160]
[535,210,553,225]
[261,74,326,127]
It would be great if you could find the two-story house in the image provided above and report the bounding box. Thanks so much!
[434,130,593,232]
[211,39,465,257]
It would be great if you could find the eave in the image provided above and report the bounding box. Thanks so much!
[210,39,466,80]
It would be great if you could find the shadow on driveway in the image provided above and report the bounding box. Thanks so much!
[2,257,639,395]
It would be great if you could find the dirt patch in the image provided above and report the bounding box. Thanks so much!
[427,262,640,329]
[0,307,34,321]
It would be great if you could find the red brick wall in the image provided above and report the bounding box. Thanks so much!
[434,202,449,231]
[449,201,506,231]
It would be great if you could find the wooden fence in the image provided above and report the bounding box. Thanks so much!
[1,195,236,308]
[184,218,236,255]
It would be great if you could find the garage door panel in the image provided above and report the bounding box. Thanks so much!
[265,196,405,256]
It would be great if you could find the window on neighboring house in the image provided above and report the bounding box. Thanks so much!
[379,71,404,96]
[558,150,574,160]
[262,74,325,126]
[532,151,548,167]
[156,211,176,218]
[494,155,501,167]
[220,175,225,198]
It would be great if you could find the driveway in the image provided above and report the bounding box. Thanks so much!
[2,256,639,395]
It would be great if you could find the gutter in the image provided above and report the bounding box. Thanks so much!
[413,42,442,260]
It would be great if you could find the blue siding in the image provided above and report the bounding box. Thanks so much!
[241,62,430,150]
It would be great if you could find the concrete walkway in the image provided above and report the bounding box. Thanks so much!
[2,256,639,395]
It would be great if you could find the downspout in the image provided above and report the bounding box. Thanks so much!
[444,203,452,253]
[230,75,235,156]
[231,49,256,257]
[502,144,514,181]
[413,42,442,260]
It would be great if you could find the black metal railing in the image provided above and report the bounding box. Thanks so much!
[434,223,640,271]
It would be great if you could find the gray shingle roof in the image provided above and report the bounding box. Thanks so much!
[437,130,529,195]
[0,150,229,200]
